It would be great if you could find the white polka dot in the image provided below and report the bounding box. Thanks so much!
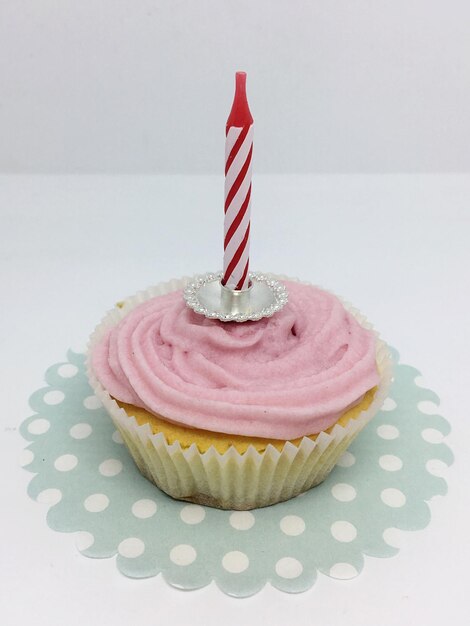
[379,454,403,472]
[132,499,158,519]
[112,430,124,444]
[58,364,78,378]
[169,544,197,566]
[222,550,249,574]
[180,504,205,525]
[275,557,303,579]
[37,488,62,505]
[74,531,94,551]
[83,395,102,410]
[382,397,397,411]
[426,459,449,477]
[69,344,85,354]
[421,428,444,444]
[331,483,357,502]
[414,375,427,388]
[377,424,400,440]
[70,423,92,439]
[418,400,439,415]
[229,511,255,530]
[280,515,306,536]
[382,527,405,548]
[381,488,406,508]
[99,459,123,477]
[27,418,50,435]
[331,520,357,542]
[336,451,356,467]
[19,449,34,467]
[329,562,358,580]
[84,493,109,512]
[118,537,145,558]
[44,390,65,405]
[54,454,78,472]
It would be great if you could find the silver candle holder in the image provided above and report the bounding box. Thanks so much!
[183,272,288,322]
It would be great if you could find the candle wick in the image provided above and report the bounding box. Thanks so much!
[226,71,253,129]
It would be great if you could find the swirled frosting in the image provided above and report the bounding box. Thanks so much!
[91,281,379,440]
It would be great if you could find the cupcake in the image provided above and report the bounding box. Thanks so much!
[87,276,392,510]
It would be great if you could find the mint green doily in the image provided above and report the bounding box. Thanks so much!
[20,347,453,597]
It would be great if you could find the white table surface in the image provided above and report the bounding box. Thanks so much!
[1,174,469,625]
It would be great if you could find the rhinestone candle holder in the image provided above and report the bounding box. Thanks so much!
[183,272,288,322]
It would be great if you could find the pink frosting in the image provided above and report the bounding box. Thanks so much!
[91,281,379,440]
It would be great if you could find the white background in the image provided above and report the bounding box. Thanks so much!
[1,174,470,625]
[1,1,470,625]
[1,0,470,174]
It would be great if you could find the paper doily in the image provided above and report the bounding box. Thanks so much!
[20,347,453,596]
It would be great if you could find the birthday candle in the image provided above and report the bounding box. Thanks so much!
[222,72,254,291]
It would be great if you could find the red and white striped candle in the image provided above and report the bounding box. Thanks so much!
[222,72,254,291]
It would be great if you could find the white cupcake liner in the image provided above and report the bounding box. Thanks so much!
[86,275,393,510]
